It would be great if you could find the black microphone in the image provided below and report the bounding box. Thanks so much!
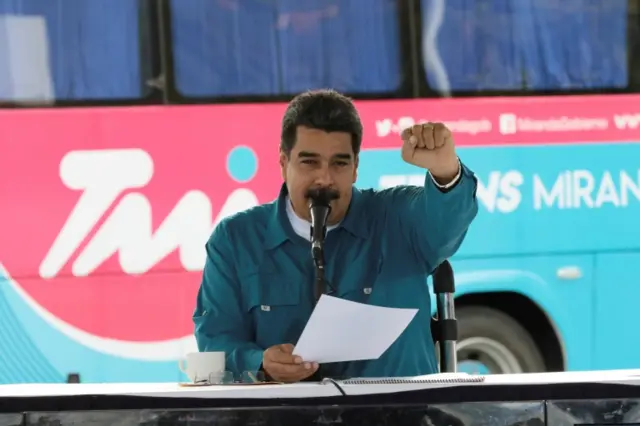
[307,188,338,259]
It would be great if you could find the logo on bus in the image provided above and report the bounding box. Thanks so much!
[40,149,260,279]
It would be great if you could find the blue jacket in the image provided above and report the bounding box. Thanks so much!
[194,165,478,379]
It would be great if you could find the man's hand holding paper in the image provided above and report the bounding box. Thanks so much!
[262,344,319,383]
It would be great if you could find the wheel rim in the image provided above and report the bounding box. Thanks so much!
[456,337,523,374]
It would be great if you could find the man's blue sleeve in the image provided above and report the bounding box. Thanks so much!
[193,222,264,376]
[384,162,479,273]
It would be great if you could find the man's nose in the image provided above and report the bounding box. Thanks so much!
[313,165,334,187]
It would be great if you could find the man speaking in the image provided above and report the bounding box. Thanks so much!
[193,89,478,383]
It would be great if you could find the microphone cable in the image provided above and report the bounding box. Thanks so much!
[322,377,347,396]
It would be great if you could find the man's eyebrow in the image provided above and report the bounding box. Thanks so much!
[333,153,353,160]
[297,151,353,160]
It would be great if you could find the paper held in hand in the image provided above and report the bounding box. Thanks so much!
[292,295,418,364]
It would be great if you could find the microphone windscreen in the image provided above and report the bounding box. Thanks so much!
[306,187,339,207]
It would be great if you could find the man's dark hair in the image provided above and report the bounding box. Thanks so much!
[280,89,363,157]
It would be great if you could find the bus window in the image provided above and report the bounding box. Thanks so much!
[420,0,629,94]
[0,0,151,105]
[168,0,403,99]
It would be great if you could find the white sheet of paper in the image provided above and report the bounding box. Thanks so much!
[292,295,418,363]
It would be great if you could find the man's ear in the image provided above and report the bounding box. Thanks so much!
[279,150,288,181]
[352,154,359,183]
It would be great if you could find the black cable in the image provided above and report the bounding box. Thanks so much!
[322,377,347,396]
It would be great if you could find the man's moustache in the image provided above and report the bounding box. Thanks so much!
[305,187,340,204]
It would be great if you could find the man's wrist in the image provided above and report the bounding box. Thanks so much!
[429,158,462,189]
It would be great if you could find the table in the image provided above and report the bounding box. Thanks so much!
[2,370,640,425]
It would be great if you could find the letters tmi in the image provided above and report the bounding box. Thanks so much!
[39,149,258,279]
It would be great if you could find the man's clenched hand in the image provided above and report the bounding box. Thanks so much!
[401,122,459,184]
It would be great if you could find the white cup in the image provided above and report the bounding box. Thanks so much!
[179,352,226,383]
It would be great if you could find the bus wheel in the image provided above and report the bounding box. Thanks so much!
[456,306,546,374]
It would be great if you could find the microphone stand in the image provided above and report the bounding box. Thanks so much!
[431,260,457,373]
[307,201,331,382]
[311,225,328,302]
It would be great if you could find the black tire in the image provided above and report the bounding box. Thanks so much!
[456,306,546,374]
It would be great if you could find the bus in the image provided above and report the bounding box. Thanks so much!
[1,0,639,384]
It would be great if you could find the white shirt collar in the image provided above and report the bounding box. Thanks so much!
[285,196,340,241]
